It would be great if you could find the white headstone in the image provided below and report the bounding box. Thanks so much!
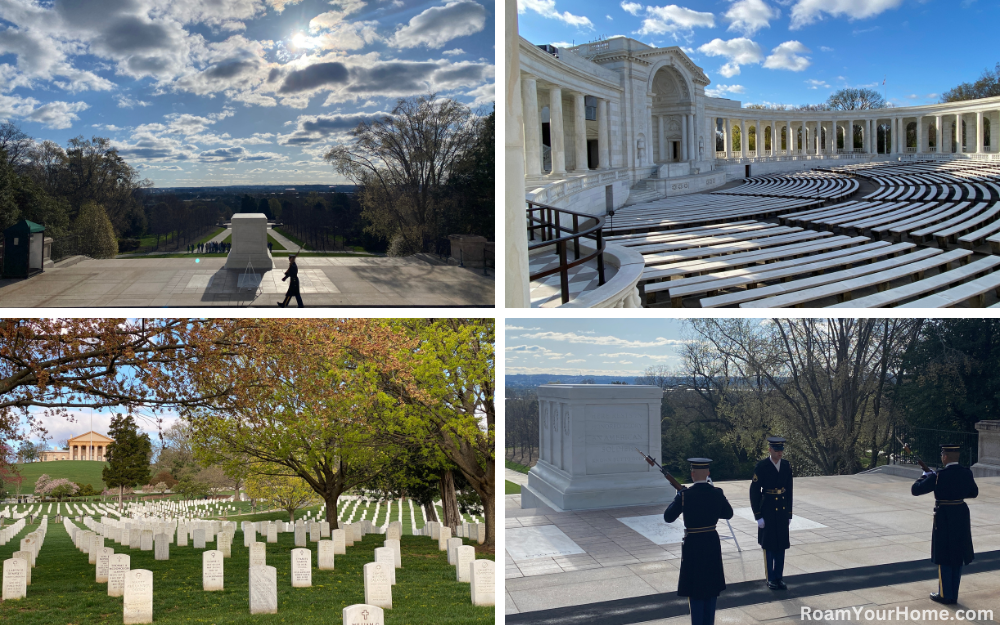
[362,562,392,609]
[249,565,278,615]
[2,557,27,600]
[309,522,321,542]
[12,551,30,585]
[455,546,475,582]
[250,542,267,568]
[470,559,495,606]
[123,569,153,624]
[476,522,485,545]
[90,534,104,563]
[318,540,335,571]
[294,525,306,548]
[291,548,311,588]
[218,531,232,558]
[129,528,141,549]
[154,533,169,560]
[438,526,451,551]
[332,529,346,554]
[177,527,188,547]
[386,523,401,541]
[193,528,206,549]
[384,538,401,568]
[267,522,278,543]
[96,547,114,583]
[343,523,355,546]
[140,529,153,551]
[447,537,462,564]
[374,547,396,584]
[343,603,384,625]
[203,550,224,591]
[108,554,130,597]
[321,521,331,538]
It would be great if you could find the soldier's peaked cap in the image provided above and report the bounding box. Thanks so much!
[940,443,961,452]
[767,436,786,450]
[687,458,712,469]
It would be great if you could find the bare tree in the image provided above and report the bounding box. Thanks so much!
[826,88,886,110]
[0,122,32,170]
[325,94,480,255]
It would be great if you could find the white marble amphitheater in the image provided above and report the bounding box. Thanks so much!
[504,0,1000,309]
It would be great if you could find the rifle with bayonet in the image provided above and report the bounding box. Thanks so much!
[897,437,933,473]
[635,448,686,491]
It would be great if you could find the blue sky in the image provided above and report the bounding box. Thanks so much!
[506,319,693,377]
[517,0,998,107]
[0,0,494,187]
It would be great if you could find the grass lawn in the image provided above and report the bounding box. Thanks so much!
[192,226,226,246]
[267,234,286,250]
[273,227,308,250]
[0,518,492,624]
[505,480,521,495]
[504,459,530,474]
[12,461,108,491]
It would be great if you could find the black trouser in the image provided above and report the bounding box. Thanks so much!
[764,548,785,582]
[689,597,717,625]
[939,564,962,601]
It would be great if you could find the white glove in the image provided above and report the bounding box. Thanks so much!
[757,518,764,529]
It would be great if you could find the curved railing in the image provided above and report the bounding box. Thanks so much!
[527,201,606,305]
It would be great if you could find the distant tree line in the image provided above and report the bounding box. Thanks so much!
[327,95,495,256]
[942,62,1000,102]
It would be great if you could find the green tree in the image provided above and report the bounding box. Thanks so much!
[244,469,318,522]
[267,197,282,220]
[441,107,494,239]
[75,201,119,258]
[174,476,210,499]
[826,88,886,110]
[102,413,152,510]
[240,194,257,213]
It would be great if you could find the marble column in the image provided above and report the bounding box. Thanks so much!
[597,98,609,170]
[933,115,941,153]
[740,118,747,158]
[976,110,984,153]
[521,75,541,176]
[916,116,923,153]
[956,113,963,153]
[690,110,697,160]
[573,92,588,172]
[799,120,805,154]
[656,115,668,163]
[548,86,565,176]
[680,114,687,161]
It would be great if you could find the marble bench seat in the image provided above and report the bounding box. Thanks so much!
[877,202,971,239]
[898,263,1000,307]
[830,255,1000,308]
[740,248,970,308]
[641,230,834,267]
[627,226,802,255]
[929,202,999,245]
[700,246,942,308]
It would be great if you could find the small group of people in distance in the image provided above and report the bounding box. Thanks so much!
[188,242,230,254]
[665,437,980,625]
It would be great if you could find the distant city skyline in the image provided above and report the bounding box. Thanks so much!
[0,0,495,187]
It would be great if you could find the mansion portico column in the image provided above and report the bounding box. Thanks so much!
[573,92,588,172]
[548,86,566,176]
[596,98,610,170]
[521,74,541,176]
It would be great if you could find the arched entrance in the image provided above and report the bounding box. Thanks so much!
[649,64,693,163]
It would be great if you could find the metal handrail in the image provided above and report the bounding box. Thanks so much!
[526,200,606,305]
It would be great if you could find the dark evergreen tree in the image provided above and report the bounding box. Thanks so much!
[258,197,271,218]
[102,413,152,510]
[240,194,256,213]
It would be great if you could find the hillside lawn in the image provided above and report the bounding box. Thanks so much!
[0,517,493,624]
[11,461,108,492]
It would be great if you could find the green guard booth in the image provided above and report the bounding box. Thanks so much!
[2,219,46,279]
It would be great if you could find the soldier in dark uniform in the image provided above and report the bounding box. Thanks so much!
[664,458,735,625]
[749,436,793,590]
[911,443,979,605]
[277,254,303,307]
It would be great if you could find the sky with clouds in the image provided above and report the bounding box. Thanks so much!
[517,0,998,106]
[23,406,180,453]
[506,319,694,377]
[0,0,495,187]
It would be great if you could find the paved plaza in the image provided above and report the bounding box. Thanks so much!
[505,471,1000,624]
[0,255,494,307]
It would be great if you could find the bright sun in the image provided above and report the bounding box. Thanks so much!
[290,32,318,50]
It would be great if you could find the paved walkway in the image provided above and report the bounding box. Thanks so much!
[0,256,494,307]
[507,469,529,486]
[267,227,300,252]
[208,227,231,244]
[505,472,1000,622]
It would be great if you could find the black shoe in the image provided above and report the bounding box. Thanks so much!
[767,581,780,590]
[774,580,787,590]
[929,593,955,605]
[277,301,285,307]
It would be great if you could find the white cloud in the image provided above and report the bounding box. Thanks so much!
[724,0,778,36]
[636,4,715,36]
[116,95,151,108]
[820,45,834,52]
[606,14,613,20]
[518,0,594,29]
[705,83,745,97]
[789,0,905,29]
[806,78,829,89]
[621,1,643,15]
[763,40,811,72]
[391,1,486,49]
[698,38,762,77]
[517,331,692,349]
[442,48,465,56]
[0,93,88,129]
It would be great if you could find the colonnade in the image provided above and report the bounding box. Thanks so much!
[653,112,697,163]
[72,444,105,461]
[520,73,612,177]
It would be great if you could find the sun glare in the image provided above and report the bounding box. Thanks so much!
[290,31,318,50]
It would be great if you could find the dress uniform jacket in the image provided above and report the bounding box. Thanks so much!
[664,482,735,599]
[911,464,978,567]
[284,263,300,296]
[749,457,793,551]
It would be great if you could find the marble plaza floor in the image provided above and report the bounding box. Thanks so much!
[505,472,1000,624]
[0,255,494,307]
[529,249,619,307]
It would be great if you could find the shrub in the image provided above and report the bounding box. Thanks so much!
[75,201,119,258]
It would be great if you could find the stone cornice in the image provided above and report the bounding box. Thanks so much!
[705,95,1000,121]
[519,37,623,94]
